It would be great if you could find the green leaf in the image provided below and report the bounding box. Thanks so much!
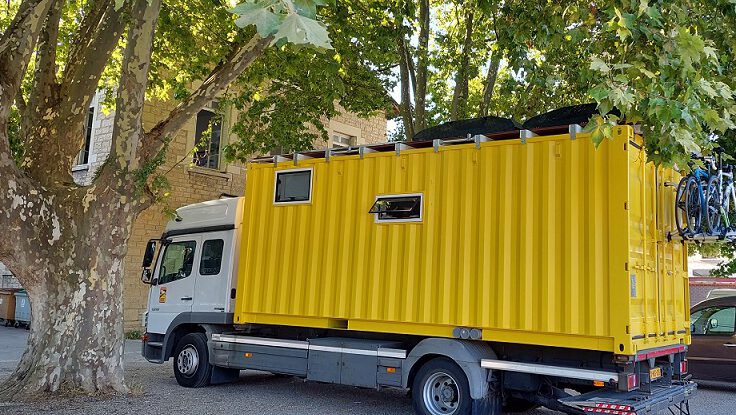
[234,7,282,36]
[590,57,611,73]
[273,12,332,49]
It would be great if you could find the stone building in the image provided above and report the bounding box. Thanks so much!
[71,92,386,331]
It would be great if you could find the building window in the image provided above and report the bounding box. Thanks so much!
[75,107,95,166]
[199,239,224,276]
[369,194,423,223]
[193,102,222,169]
[331,131,355,148]
[274,168,312,204]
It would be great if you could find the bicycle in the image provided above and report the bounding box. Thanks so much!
[675,154,715,237]
[705,148,736,236]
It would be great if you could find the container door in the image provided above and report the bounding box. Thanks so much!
[656,166,688,341]
[628,145,661,343]
[146,236,201,334]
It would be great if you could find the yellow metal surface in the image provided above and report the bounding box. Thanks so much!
[234,126,690,355]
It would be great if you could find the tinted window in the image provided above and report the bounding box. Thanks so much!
[193,107,222,170]
[158,241,196,284]
[200,239,224,276]
[369,195,422,222]
[691,306,736,335]
[275,170,312,203]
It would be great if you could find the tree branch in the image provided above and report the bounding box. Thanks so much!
[413,0,429,133]
[104,0,162,175]
[0,0,55,125]
[61,0,127,108]
[21,0,128,186]
[138,34,272,166]
[396,28,415,140]
[479,52,501,117]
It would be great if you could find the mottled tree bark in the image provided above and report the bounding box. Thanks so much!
[0,0,271,400]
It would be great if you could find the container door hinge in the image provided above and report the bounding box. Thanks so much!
[624,262,629,271]
[624,201,630,210]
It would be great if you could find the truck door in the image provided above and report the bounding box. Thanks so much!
[688,304,736,382]
[146,236,201,334]
[192,231,232,313]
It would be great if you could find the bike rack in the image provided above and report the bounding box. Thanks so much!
[668,231,736,243]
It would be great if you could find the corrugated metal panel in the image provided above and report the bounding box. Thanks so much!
[234,126,689,355]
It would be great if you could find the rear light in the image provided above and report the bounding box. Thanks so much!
[142,334,149,342]
[626,373,639,391]
[582,404,635,415]
[680,359,688,374]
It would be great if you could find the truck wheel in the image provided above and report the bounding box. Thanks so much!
[412,357,472,415]
[173,333,212,388]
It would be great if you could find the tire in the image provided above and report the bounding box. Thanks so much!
[173,332,212,388]
[412,358,472,415]
[503,397,538,413]
[706,176,723,235]
[684,177,702,235]
[675,176,690,236]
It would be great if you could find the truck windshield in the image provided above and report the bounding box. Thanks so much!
[158,241,196,284]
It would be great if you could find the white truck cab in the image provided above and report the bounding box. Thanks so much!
[141,197,241,365]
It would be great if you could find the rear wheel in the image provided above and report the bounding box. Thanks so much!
[706,176,723,235]
[675,176,690,236]
[412,358,472,415]
[684,177,702,235]
[173,332,212,388]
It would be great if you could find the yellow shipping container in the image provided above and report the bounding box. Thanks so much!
[234,125,690,356]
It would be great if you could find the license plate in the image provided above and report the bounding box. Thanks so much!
[650,367,662,380]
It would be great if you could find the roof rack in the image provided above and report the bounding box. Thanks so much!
[250,123,586,165]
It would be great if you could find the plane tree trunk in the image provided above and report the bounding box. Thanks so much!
[0,0,270,400]
[0,181,142,398]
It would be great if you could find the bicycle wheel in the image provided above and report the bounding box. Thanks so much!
[684,177,702,235]
[706,176,722,235]
[675,176,690,236]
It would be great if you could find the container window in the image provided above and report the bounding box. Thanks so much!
[274,169,312,204]
[199,239,224,276]
[157,241,196,285]
[370,194,422,223]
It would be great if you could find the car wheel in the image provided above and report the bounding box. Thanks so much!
[173,332,212,388]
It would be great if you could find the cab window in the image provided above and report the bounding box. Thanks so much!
[691,306,736,335]
[199,239,224,276]
[158,241,196,284]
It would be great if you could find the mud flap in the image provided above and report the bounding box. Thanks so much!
[471,381,502,415]
[210,366,240,385]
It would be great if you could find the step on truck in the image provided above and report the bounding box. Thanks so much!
[141,122,696,415]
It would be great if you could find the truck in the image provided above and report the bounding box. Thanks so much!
[140,118,696,415]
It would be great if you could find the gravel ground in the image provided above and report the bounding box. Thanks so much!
[1,325,735,415]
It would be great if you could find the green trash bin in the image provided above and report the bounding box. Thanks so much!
[13,290,31,329]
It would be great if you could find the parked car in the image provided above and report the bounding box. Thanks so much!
[689,296,736,382]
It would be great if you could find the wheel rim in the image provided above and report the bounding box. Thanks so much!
[177,345,199,377]
[422,371,460,415]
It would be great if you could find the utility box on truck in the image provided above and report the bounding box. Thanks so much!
[234,125,689,356]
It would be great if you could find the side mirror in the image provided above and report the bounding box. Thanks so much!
[141,268,153,284]
[709,318,719,330]
[142,240,157,268]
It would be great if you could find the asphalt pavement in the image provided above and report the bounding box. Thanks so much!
[1,325,735,414]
